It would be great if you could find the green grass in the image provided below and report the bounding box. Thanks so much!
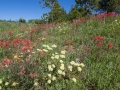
[0,16,120,90]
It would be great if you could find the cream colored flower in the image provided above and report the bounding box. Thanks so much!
[70,61,75,65]
[48,65,51,69]
[54,55,59,59]
[51,56,55,60]
[72,78,77,82]
[47,47,53,50]
[77,67,82,72]
[52,44,57,48]
[0,86,2,90]
[0,79,2,84]
[43,45,47,47]
[48,65,53,71]
[52,64,55,68]
[80,63,85,67]
[43,49,48,52]
[55,52,58,54]
[48,74,52,78]
[59,60,64,63]
[32,51,35,54]
[47,80,51,84]
[46,45,52,50]
[74,63,80,67]
[42,38,46,40]
[68,65,73,71]
[60,55,65,58]
[34,82,38,86]
[62,71,65,76]
[61,50,66,54]
[52,76,56,81]
[52,54,55,56]
[12,82,19,86]
[58,70,62,74]
[60,65,64,70]
[5,82,9,86]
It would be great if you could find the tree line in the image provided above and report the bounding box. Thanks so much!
[28,0,119,24]
[1,0,119,23]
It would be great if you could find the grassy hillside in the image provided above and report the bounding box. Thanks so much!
[0,16,120,90]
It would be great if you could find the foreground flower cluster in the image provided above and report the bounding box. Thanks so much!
[0,43,85,89]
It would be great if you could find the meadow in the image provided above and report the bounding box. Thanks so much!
[0,13,120,90]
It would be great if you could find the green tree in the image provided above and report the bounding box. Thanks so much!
[19,18,26,23]
[99,0,119,12]
[39,0,57,8]
[68,8,82,21]
[47,1,66,22]
[39,0,66,22]
[41,13,49,23]
[75,0,99,16]
[115,0,120,14]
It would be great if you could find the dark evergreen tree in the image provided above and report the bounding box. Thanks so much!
[48,1,66,22]
[68,7,82,21]
[75,0,99,16]
[99,0,119,12]
[19,18,26,23]
[39,0,67,22]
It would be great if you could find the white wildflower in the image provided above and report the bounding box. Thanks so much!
[58,70,62,75]
[80,63,85,67]
[51,56,55,60]
[52,44,57,48]
[74,63,80,67]
[72,78,77,82]
[43,49,48,52]
[34,82,38,86]
[5,82,9,86]
[47,80,51,84]
[62,71,65,76]
[77,67,82,72]
[70,61,75,65]
[54,55,59,59]
[52,76,56,81]
[0,79,2,84]
[68,65,73,71]
[60,64,64,70]
[61,50,66,54]
[48,47,53,50]
[43,45,47,47]
[59,60,64,63]
[48,65,53,71]
[48,74,52,78]
[60,55,65,58]
[52,64,55,68]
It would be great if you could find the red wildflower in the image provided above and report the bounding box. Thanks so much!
[29,72,37,78]
[24,38,31,45]
[38,50,43,54]
[21,46,29,52]
[85,46,90,51]
[3,41,9,48]
[96,41,103,46]
[18,66,25,75]
[108,42,113,49]
[96,36,101,40]
[2,58,12,66]
[65,40,72,45]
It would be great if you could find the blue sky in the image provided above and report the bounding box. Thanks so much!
[0,0,75,21]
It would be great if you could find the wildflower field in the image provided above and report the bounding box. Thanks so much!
[0,13,120,90]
